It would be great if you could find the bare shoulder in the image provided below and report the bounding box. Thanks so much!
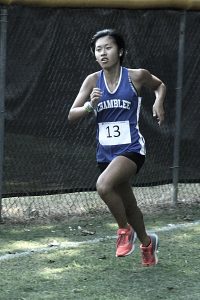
[128,68,150,83]
[71,71,100,107]
[128,68,163,90]
[84,71,100,88]
[128,68,150,91]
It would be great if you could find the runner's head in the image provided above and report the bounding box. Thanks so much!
[90,29,126,65]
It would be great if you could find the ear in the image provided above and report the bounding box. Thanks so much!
[119,49,124,57]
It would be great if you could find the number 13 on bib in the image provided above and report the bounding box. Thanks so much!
[98,121,131,146]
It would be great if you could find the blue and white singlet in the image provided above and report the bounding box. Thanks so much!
[96,67,146,163]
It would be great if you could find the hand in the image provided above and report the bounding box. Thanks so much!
[90,88,102,109]
[152,101,165,126]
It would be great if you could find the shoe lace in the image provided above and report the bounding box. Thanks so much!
[117,232,129,247]
[141,247,153,262]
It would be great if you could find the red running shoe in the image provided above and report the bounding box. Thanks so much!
[140,233,159,266]
[116,225,137,257]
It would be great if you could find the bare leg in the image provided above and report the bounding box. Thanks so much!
[96,156,132,229]
[96,156,150,246]
[116,182,150,246]
[96,157,132,228]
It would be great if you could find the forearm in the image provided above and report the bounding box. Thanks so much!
[154,82,166,104]
[68,102,94,123]
[152,82,166,125]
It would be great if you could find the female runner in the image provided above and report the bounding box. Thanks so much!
[68,29,166,266]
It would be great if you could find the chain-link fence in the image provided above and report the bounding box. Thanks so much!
[2,184,200,222]
[0,6,199,222]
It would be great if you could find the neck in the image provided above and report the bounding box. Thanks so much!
[103,64,121,85]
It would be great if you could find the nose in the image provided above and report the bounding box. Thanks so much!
[101,48,106,56]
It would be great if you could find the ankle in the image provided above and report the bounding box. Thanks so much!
[118,223,129,230]
[141,236,151,247]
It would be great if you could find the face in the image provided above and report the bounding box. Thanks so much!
[95,36,122,69]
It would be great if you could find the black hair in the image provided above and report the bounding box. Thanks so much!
[90,29,126,64]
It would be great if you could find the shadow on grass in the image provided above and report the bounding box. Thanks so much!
[0,226,200,300]
[0,202,200,257]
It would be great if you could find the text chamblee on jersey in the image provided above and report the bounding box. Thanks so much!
[96,99,131,112]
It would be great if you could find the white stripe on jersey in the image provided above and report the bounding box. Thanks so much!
[103,67,122,94]
[136,97,146,155]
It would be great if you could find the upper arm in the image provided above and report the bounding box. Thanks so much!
[71,73,98,109]
[129,68,164,92]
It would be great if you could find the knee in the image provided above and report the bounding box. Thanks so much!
[96,176,112,199]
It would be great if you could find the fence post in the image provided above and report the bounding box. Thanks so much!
[172,11,186,205]
[0,7,7,222]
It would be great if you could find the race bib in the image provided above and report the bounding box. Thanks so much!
[98,121,131,146]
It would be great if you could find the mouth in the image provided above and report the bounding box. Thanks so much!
[101,58,108,63]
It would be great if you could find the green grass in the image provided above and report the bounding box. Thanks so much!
[0,205,200,300]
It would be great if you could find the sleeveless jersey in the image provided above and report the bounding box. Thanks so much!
[96,67,146,163]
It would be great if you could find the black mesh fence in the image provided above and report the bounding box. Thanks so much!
[1,6,200,220]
